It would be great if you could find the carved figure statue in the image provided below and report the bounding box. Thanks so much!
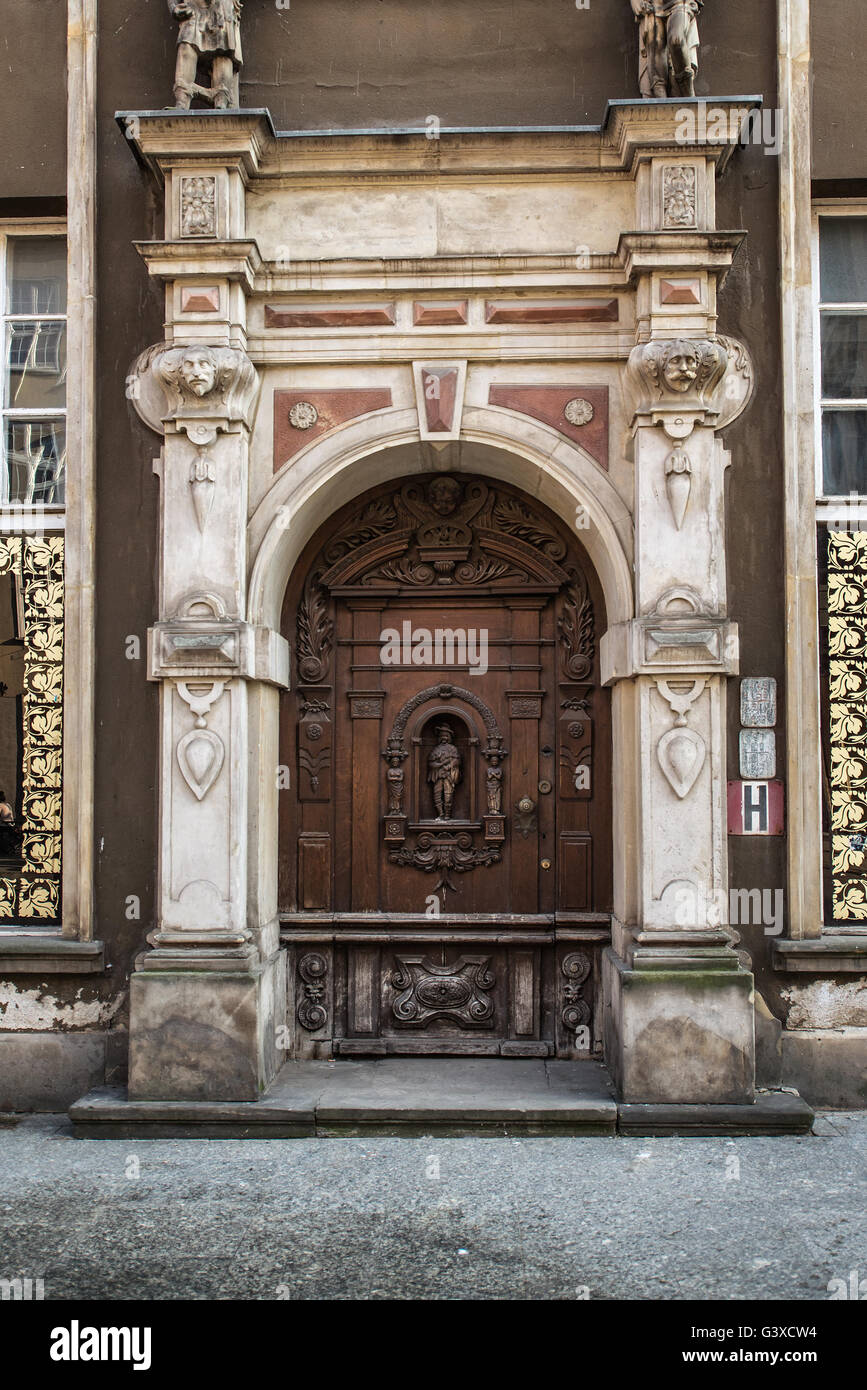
[386,763,405,815]
[486,764,503,815]
[168,0,243,110]
[630,0,703,99]
[428,723,462,820]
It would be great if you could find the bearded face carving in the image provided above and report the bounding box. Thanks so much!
[178,349,218,399]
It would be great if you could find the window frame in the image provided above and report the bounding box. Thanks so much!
[0,221,67,530]
[813,200,867,520]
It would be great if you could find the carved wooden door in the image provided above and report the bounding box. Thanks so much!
[280,474,611,1057]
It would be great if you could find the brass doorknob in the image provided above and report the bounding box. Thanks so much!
[541,859,552,870]
[517,796,535,814]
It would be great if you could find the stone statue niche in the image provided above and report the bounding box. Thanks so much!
[168,0,243,110]
[629,0,703,99]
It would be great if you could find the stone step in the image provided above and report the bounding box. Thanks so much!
[68,1058,815,1139]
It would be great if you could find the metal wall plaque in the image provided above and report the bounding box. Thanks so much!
[739,728,776,780]
[740,677,776,728]
[727,781,785,836]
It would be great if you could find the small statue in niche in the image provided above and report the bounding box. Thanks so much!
[386,762,405,816]
[486,764,503,815]
[428,723,462,820]
[630,0,703,100]
[168,0,243,110]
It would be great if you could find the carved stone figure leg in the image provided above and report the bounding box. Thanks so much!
[173,42,198,109]
[667,8,697,97]
[211,57,235,110]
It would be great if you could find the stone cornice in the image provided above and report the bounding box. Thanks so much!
[117,97,762,185]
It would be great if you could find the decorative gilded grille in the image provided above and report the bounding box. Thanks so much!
[828,530,867,920]
[0,536,63,922]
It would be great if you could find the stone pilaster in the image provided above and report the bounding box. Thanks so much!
[602,145,759,1099]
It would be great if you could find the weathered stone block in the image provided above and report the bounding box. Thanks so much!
[604,949,755,1103]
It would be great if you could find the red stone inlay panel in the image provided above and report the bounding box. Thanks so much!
[421,367,459,432]
[488,385,610,470]
[274,389,393,471]
[484,300,618,325]
[265,304,396,328]
[413,301,468,326]
[659,279,702,305]
[181,286,220,313]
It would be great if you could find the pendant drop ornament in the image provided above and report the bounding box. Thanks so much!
[177,728,225,802]
[657,727,705,799]
[664,447,692,530]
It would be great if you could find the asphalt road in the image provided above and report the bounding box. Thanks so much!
[0,1110,864,1301]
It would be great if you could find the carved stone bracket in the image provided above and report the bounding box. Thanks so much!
[149,592,290,687]
[127,342,260,437]
[561,952,592,1033]
[626,335,754,444]
[297,952,328,1032]
[601,588,739,684]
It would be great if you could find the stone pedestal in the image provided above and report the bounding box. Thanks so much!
[129,952,285,1102]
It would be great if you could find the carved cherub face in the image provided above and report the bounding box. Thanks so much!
[663,347,699,392]
[428,478,461,516]
[179,349,217,398]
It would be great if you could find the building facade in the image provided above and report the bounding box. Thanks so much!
[0,0,865,1122]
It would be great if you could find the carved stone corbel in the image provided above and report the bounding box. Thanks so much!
[626,335,754,440]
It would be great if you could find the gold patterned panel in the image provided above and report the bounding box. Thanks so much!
[0,536,63,925]
[828,531,867,920]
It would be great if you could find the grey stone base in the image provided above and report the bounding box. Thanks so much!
[781,1027,867,1108]
[0,1030,126,1112]
[618,1090,814,1136]
[68,1057,814,1138]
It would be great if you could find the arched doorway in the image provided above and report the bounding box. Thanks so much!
[279,471,612,1058]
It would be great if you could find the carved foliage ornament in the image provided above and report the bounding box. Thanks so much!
[827,530,867,920]
[0,538,64,924]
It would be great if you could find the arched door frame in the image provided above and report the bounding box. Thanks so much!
[245,405,636,950]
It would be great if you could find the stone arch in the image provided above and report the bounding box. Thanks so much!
[247,405,634,633]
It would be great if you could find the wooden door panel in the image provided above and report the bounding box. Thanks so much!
[279,472,612,1058]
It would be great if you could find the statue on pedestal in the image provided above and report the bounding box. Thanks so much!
[630,0,703,99]
[428,724,462,820]
[168,0,243,110]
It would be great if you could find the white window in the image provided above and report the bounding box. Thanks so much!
[0,231,67,513]
[814,207,867,510]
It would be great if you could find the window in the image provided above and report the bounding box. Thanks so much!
[816,213,867,500]
[1,236,67,510]
[0,229,66,926]
[815,207,867,923]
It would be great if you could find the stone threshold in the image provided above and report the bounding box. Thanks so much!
[68,1059,814,1139]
